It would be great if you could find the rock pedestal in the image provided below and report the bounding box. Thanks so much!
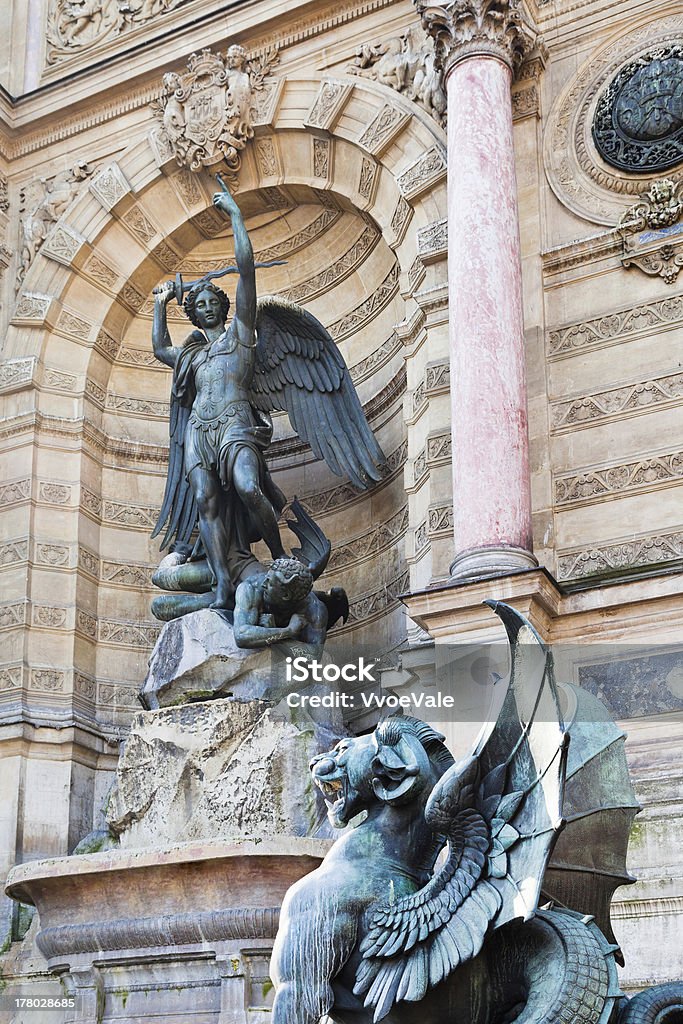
[107,697,343,849]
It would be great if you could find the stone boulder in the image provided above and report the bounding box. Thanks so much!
[107,697,343,849]
[140,608,279,709]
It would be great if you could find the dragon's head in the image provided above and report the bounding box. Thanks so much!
[311,716,454,828]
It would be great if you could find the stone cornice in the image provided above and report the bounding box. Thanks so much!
[414,0,539,77]
[0,0,398,151]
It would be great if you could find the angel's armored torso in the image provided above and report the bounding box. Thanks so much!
[191,328,256,424]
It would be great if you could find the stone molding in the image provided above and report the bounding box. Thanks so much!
[344,566,409,627]
[0,357,36,393]
[36,906,281,959]
[550,372,683,433]
[280,222,380,304]
[327,506,408,573]
[557,528,683,584]
[303,440,406,516]
[410,359,450,420]
[414,0,539,76]
[412,430,452,487]
[547,295,683,360]
[414,503,453,553]
[543,15,683,226]
[327,263,400,341]
[554,448,683,509]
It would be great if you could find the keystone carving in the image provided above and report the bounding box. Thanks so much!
[151,45,280,175]
[414,0,539,76]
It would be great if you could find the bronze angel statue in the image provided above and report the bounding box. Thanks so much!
[151,179,386,613]
[272,602,644,1024]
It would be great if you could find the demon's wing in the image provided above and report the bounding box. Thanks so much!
[251,296,386,490]
[354,602,568,1022]
[151,341,201,551]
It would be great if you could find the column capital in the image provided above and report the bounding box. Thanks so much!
[414,0,539,78]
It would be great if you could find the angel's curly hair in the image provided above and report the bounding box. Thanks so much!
[183,282,231,327]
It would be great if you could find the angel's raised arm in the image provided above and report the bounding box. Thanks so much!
[213,186,256,336]
[152,280,181,368]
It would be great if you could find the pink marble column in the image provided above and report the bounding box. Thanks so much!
[446,54,536,580]
[416,0,539,581]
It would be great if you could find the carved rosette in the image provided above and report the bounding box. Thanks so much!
[414,0,538,77]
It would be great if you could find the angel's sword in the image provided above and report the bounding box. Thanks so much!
[172,259,287,305]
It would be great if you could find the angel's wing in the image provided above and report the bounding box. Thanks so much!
[151,346,200,551]
[251,296,387,489]
[354,602,568,1022]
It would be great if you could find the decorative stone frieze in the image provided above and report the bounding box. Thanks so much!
[551,372,683,432]
[326,264,400,341]
[548,295,683,359]
[397,146,447,200]
[12,293,53,322]
[280,223,380,304]
[557,528,683,583]
[358,104,410,156]
[554,449,683,508]
[414,0,539,76]
[0,357,36,393]
[312,137,330,179]
[0,479,31,507]
[46,0,191,64]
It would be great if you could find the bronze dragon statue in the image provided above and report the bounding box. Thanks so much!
[271,601,681,1023]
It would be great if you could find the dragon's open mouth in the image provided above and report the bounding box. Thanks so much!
[315,775,347,817]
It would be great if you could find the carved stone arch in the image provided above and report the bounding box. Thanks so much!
[1,75,448,697]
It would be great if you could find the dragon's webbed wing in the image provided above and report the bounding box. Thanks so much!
[354,602,568,1022]
[251,296,386,490]
[151,341,201,550]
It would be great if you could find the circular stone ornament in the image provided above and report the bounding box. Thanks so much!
[593,45,683,173]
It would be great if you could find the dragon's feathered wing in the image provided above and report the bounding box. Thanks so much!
[251,296,387,490]
[354,602,568,1022]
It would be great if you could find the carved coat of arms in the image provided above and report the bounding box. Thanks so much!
[152,45,279,173]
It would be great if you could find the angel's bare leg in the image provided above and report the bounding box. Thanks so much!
[232,448,285,560]
[188,466,234,608]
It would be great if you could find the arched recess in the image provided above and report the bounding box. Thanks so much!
[2,76,449,725]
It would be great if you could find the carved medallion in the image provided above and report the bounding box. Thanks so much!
[152,46,279,174]
[593,45,683,173]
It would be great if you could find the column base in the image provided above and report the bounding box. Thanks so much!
[449,545,538,583]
